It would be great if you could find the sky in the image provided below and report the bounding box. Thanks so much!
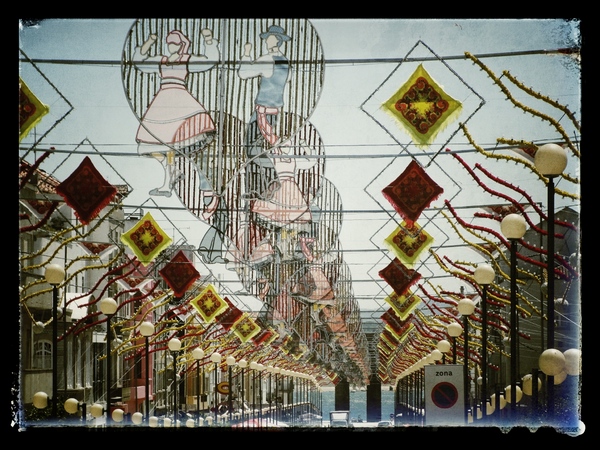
[18,18,581,322]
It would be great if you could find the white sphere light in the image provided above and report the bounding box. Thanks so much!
[33,321,45,334]
[168,337,182,352]
[90,403,104,418]
[132,411,143,425]
[163,417,172,427]
[521,374,542,396]
[186,418,196,428]
[149,416,159,428]
[539,348,566,376]
[447,322,463,337]
[534,143,568,176]
[501,213,527,240]
[504,384,523,403]
[564,348,581,376]
[99,297,118,315]
[431,349,443,361]
[437,340,451,353]
[112,408,124,422]
[192,347,205,360]
[238,358,248,368]
[33,391,48,409]
[45,263,65,285]
[64,398,79,414]
[473,263,495,285]
[554,370,568,385]
[139,321,154,337]
[490,393,507,410]
[226,355,236,366]
[457,298,475,316]
[210,352,222,363]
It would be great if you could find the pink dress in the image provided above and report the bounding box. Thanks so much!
[250,157,312,226]
[136,55,215,151]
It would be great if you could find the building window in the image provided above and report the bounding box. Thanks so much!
[33,340,52,370]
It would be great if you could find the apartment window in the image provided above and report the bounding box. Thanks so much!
[33,340,52,369]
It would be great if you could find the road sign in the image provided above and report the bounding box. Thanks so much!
[424,364,464,426]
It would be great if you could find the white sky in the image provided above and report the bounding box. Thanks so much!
[19,18,581,317]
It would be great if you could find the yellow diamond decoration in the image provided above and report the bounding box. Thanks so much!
[383,64,462,146]
[120,212,172,266]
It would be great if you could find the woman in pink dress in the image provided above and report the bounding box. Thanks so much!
[133,28,220,216]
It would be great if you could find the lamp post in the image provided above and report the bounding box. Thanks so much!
[99,297,118,426]
[534,143,568,418]
[273,366,281,422]
[192,347,205,425]
[437,340,451,364]
[458,297,475,424]
[226,355,236,424]
[210,351,222,425]
[249,361,258,425]
[500,213,527,420]
[266,365,273,423]
[447,322,462,364]
[139,321,154,423]
[238,358,247,426]
[45,264,65,419]
[474,263,495,421]
[168,337,181,426]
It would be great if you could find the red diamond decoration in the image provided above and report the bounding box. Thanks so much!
[55,156,117,224]
[159,250,200,297]
[378,258,421,296]
[382,159,443,225]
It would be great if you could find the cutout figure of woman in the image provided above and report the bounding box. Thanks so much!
[250,141,315,228]
[133,28,220,215]
[238,24,291,199]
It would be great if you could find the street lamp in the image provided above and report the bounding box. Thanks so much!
[99,297,118,426]
[168,337,182,426]
[257,363,265,428]
[458,297,475,424]
[447,322,462,364]
[437,339,451,364]
[238,358,248,426]
[534,143,568,418]
[500,213,527,419]
[266,365,273,423]
[45,263,65,419]
[273,366,281,422]
[139,321,154,423]
[192,347,205,425]
[226,355,236,424]
[210,351,222,425]
[474,262,495,421]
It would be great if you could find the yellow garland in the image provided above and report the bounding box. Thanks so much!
[502,70,581,135]
[460,124,580,202]
[465,52,580,159]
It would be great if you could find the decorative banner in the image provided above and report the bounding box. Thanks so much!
[384,289,422,321]
[120,212,173,266]
[19,78,49,142]
[55,156,118,225]
[190,284,228,323]
[382,159,444,225]
[251,326,277,346]
[215,297,243,331]
[378,258,422,296]
[232,313,261,343]
[158,250,200,297]
[384,220,433,266]
[382,64,462,146]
